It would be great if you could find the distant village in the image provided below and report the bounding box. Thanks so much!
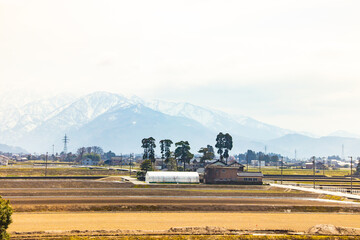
[1,132,359,185]
[0,151,355,170]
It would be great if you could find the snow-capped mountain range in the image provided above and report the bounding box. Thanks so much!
[0,91,360,158]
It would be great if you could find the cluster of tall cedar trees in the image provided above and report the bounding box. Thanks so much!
[141,132,233,171]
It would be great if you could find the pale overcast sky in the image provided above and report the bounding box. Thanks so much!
[1,0,360,136]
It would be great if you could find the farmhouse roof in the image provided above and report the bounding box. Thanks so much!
[228,162,245,167]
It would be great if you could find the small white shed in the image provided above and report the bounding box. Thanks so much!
[0,155,9,166]
[145,171,199,184]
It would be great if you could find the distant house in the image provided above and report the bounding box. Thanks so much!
[204,165,263,185]
[189,158,204,171]
[109,157,122,166]
[14,155,28,162]
[0,155,9,166]
[305,162,313,169]
[81,158,98,166]
[154,158,164,170]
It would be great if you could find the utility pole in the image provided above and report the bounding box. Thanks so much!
[45,152,48,177]
[246,155,249,172]
[258,156,261,172]
[323,157,325,176]
[130,153,132,176]
[349,156,353,194]
[312,156,316,189]
[281,157,284,184]
[52,145,55,156]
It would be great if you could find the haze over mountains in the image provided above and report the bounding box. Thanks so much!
[0,91,359,158]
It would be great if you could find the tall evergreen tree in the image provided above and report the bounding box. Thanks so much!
[160,139,173,168]
[141,137,156,164]
[207,145,215,155]
[215,132,233,164]
[175,141,193,171]
[198,146,215,163]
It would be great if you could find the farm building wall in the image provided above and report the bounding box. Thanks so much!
[204,166,263,185]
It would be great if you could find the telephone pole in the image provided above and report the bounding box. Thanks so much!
[312,156,316,189]
[130,153,132,176]
[246,155,249,172]
[258,156,261,172]
[349,156,353,194]
[281,157,284,184]
[45,152,48,177]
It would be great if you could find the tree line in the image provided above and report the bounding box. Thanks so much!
[140,132,234,172]
[236,150,281,169]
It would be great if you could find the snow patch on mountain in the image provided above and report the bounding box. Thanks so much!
[144,99,292,140]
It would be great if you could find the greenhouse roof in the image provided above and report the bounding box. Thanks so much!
[146,171,199,177]
[145,171,200,183]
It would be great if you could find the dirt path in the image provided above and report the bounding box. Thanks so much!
[9,212,360,233]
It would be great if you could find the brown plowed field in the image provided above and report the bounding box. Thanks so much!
[7,196,333,206]
[1,179,359,213]
[0,187,317,197]
[3,179,360,238]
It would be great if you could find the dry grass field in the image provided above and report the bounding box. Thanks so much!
[248,167,351,177]
[8,212,360,233]
[0,166,127,177]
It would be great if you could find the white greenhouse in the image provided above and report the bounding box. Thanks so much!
[145,171,199,184]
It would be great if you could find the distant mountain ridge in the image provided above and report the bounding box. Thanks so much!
[328,130,360,139]
[0,143,27,154]
[142,99,293,140]
[265,134,360,158]
[0,91,359,158]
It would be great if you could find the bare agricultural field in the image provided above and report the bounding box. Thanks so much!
[0,179,132,188]
[0,166,127,177]
[8,212,360,233]
[2,179,360,213]
[250,167,350,177]
[3,179,360,239]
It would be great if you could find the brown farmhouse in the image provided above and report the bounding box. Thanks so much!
[204,165,263,185]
